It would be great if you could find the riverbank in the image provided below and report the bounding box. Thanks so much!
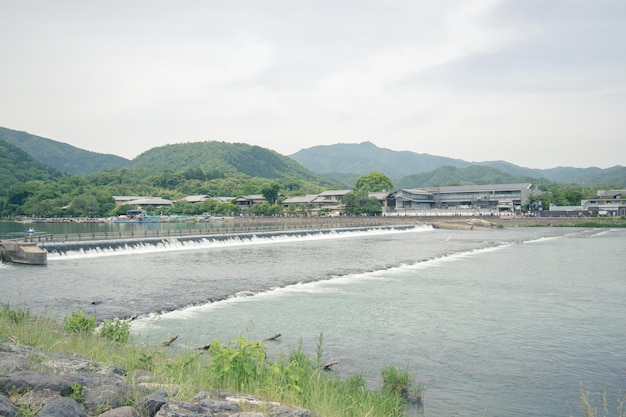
[425,215,626,229]
[0,341,314,417]
[0,307,412,417]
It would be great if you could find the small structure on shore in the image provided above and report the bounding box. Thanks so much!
[0,240,48,265]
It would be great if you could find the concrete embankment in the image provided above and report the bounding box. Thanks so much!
[0,240,47,265]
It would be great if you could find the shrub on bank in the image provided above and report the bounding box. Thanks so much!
[98,318,131,343]
[63,309,96,333]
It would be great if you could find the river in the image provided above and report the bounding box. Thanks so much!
[1,223,625,416]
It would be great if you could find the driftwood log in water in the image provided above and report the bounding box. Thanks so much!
[161,335,178,346]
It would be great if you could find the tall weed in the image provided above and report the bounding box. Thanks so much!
[0,304,30,324]
[208,336,270,390]
[574,384,626,417]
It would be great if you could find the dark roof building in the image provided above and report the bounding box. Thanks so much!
[426,183,538,211]
[385,183,539,214]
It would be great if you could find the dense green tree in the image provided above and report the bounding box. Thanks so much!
[6,183,33,207]
[69,194,99,217]
[340,172,390,215]
[197,200,238,216]
[360,197,384,216]
[110,204,135,216]
[524,184,600,212]
[249,202,282,216]
[34,199,58,217]
[183,168,207,181]
[59,176,88,194]
[261,182,281,204]
[355,172,393,192]
[215,202,239,216]
[342,191,383,215]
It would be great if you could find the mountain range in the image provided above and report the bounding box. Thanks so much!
[1,126,624,189]
[289,141,625,187]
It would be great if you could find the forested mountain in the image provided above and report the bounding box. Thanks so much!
[538,166,606,183]
[396,165,537,188]
[317,172,362,189]
[0,138,64,197]
[476,161,545,178]
[474,162,625,187]
[0,127,129,175]
[128,141,327,183]
[2,123,623,191]
[478,161,600,183]
[572,166,626,187]
[289,141,470,180]
[292,142,625,186]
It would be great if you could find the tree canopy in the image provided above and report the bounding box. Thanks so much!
[355,172,393,193]
[261,182,281,205]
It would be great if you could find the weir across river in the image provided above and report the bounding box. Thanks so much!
[15,215,604,245]
[20,216,428,244]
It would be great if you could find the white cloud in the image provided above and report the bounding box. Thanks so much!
[0,0,624,168]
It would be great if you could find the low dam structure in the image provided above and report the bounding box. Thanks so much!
[0,240,47,265]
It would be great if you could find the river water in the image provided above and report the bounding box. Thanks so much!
[1,223,625,417]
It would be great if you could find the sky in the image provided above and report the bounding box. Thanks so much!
[1,0,625,169]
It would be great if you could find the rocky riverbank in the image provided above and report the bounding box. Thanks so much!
[0,342,314,417]
[425,215,624,229]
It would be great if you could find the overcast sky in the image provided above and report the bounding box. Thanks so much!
[1,0,625,169]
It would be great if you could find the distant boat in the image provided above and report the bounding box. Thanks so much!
[27,228,35,235]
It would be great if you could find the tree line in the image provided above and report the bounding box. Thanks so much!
[0,167,395,218]
[0,166,607,219]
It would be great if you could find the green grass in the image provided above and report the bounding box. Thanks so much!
[575,220,626,228]
[573,384,626,417]
[0,306,413,417]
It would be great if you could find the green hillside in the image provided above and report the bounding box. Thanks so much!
[128,141,326,182]
[574,166,626,187]
[290,141,470,180]
[318,172,361,188]
[396,165,537,188]
[482,162,625,187]
[478,161,545,178]
[292,142,624,186]
[0,127,129,175]
[0,138,63,197]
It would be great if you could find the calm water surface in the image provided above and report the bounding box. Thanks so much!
[2,225,625,416]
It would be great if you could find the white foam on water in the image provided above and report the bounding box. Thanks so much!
[47,225,434,261]
[132,239,514,328]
